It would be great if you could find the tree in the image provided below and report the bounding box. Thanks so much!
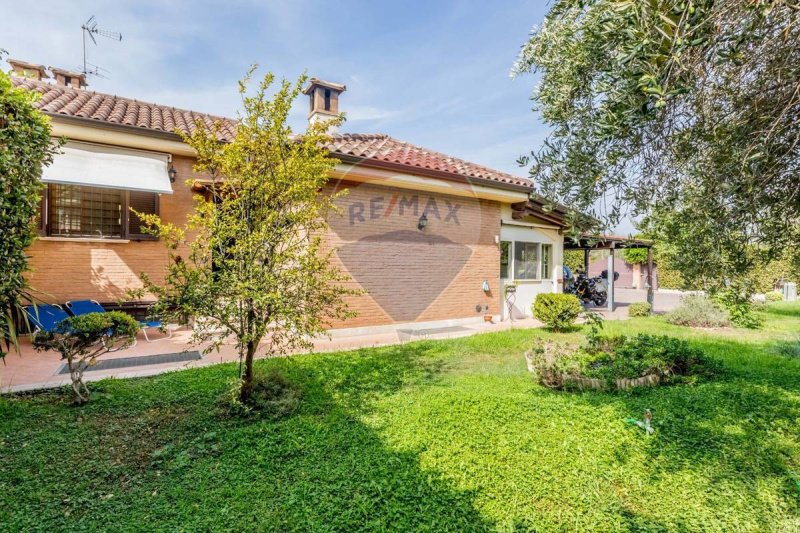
[514,1,800,301]
[32,312,139,404]
[0,58,61,358]
[139,69,356,404]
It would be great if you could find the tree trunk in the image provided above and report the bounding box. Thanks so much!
[68,357,88,405]
[239,340,257,404]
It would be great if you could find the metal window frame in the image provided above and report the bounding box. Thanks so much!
[42,183,159,241]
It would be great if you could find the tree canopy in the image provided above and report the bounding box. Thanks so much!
[514,0,799,293]
[139,68,356,404]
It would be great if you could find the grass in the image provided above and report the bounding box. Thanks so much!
[2,303,800,531]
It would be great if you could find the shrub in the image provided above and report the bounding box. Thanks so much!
[527,333,718,390]
[32,311,139,404]
[628,302,651,317]
[533,293,583,331]
[621,248,649,265]
[666,295,731,328]
[766,291,784,302]
[714,284,763,329]
[0,65,61,358]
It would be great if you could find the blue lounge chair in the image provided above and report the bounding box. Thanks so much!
[65,300,173,343]
[23,304,71,334]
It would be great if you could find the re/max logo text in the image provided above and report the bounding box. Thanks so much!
[348,194,461,225]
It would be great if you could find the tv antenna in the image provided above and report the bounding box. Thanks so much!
[81,16,122,77]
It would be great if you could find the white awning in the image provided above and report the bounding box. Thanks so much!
[43,141,173,194]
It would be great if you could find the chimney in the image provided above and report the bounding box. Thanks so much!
[7,59,49,81]
[303,78,346,131]
[49,67,88,89]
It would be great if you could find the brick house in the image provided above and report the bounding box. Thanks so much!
[10,60,569,332]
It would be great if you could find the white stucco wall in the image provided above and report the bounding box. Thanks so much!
[499,205,564,320]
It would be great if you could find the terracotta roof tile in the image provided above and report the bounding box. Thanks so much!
[325,133,531,187]
[12,76,532,189]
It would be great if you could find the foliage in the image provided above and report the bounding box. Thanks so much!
[0,62,61,358]
[514,1,800,305]
[563,249,585,274]
[31,311,139,403]
[773,337,800,358]
[766,291,784,303]
[666,294,730,328]
[714,282,764,329]
[138,68,356,404]
[621,248,649,265]
[529,332,717,390]
[2,304,800,530]
[533,293,582,331]
[628,302,651,317]
[748,249,799,294]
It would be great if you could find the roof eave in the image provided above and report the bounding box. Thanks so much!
[333,153,534,194]
[47,112,187,142]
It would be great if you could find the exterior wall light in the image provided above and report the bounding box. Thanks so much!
[168,166,178,183]
[417,213,428,231]
[482,280,490,292]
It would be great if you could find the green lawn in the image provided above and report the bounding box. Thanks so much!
[2,304,799,531]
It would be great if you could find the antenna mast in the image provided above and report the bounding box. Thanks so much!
[81,16,122,77]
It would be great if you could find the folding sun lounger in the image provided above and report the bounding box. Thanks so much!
[65,300,173,343]
[22,304,71,334]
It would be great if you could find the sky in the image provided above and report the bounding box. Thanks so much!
[1,0,636,232]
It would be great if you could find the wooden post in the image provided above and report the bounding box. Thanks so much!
[607,247,615,312]
[646,247,654,306]
[583,248,589,274]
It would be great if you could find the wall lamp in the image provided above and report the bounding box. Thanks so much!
[168,166,178,183]
[417,213,428,231]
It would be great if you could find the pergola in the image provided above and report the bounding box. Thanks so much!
[564,235,654,312]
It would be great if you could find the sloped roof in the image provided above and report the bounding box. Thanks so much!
[327,133,531,187]
[11,77,239,140]
[11,76,533,190]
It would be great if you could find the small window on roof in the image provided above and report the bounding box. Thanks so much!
[324,89,331,111]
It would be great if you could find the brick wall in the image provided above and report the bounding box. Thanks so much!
[26,161,503,328]
[25,155,200,304]
[324,181,501,328]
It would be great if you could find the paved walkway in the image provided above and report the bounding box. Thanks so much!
[1,289,683,394]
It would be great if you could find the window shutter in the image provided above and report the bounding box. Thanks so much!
[127,191,159,240]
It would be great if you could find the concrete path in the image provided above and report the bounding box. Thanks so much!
[1,290,687,394]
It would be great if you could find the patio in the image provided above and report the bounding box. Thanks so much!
[1,289,682,393]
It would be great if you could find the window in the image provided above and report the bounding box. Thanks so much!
[500,241,511,278]
[324,89,331,111]
[41,184,159,240]
[541,244,552,279]
[514,242,540,280]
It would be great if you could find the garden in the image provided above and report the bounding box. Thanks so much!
[2,302,799,531]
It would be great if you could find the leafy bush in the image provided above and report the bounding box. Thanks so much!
[527,333,718,390]
[766,291,784,302]
[32,311,139,403]
[714,284,763,329]
[628,302,651,317]
[533,293,583,331]
[584,334,718,382]
[0,65,61,358]
[666,295,731,328]
[621,248,649,265]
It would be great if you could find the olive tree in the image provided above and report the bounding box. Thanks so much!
[139,69,356,404]
[0,57,61,357]
[514,1,800,311]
